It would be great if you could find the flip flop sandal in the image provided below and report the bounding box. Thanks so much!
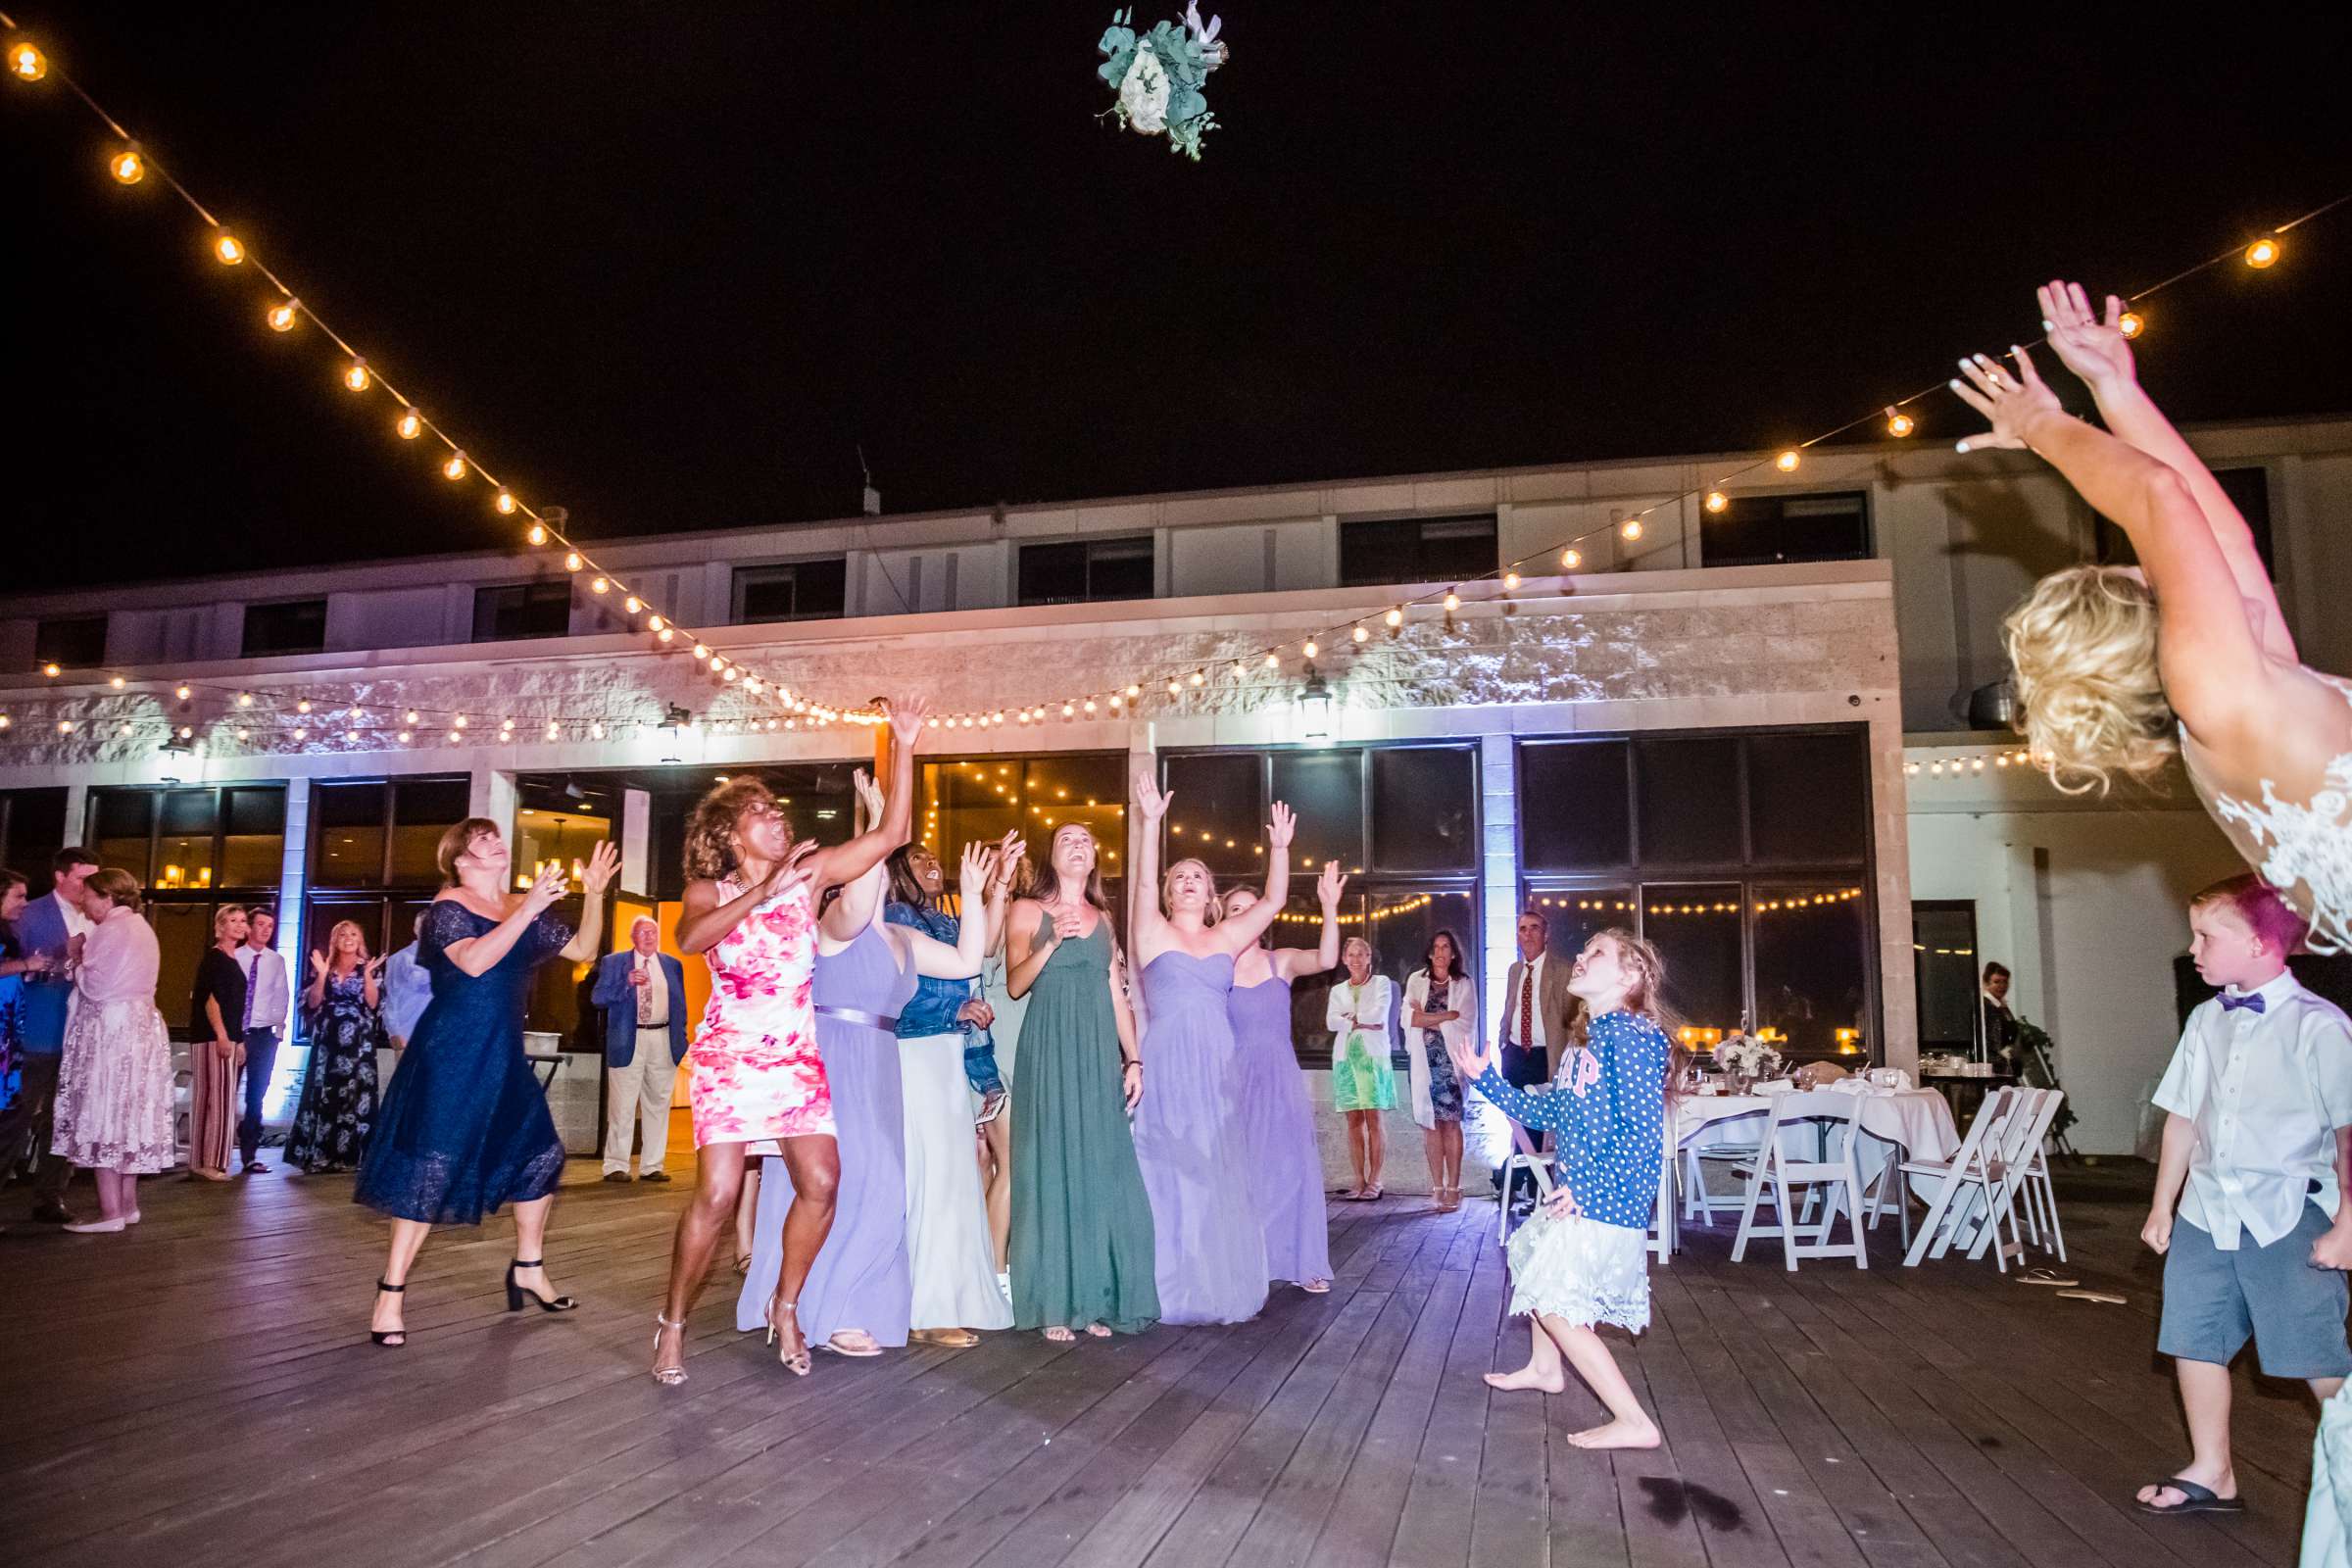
[2137,1477,2244,1516]
[2018,1267,2081,1288]
[2056,1289,2128,1305]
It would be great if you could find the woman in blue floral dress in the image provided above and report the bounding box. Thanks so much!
[286,919,384,1174]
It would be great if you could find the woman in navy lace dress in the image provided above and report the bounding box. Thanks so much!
[353,818,617,1348]
[285,920,384,1174]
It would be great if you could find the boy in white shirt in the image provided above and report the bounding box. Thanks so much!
[2141,874,2352,1517]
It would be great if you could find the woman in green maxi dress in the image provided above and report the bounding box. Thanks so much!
[1006,825,1158,1340]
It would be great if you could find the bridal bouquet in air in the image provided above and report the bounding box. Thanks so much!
[1097,3,1227,160]
[1713,1033,1784,1083]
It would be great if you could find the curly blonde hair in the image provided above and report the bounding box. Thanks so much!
[2001,564,2176,795]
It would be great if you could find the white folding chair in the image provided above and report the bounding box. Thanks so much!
[1861,1134,1913,1252]
[1496,1121,1554,1246]
[2016,1090,2068,1262]
[1648,1137,1678,1265]
[1730,1091,1870,1270]
[1964,1088,2062,1268]
[1899,1087,2023,1269]
[1681,1105,1766,1226]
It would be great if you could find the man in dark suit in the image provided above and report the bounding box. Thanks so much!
[1981,961,2020,1067]
[1493,908,1580,1208]
[590,916,688,1182]
[1,848,97,1222]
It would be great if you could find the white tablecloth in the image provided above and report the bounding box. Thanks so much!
[1675,1087,1960,1195]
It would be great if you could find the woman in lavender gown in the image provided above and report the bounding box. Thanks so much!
[739,783,998,1354]
[1127,768,1293,1325]
[1222,858,1345,1295]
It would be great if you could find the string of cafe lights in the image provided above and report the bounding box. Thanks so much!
[7,21,2349,751]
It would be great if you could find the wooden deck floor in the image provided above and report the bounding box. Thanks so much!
[0,1163,2322,1568]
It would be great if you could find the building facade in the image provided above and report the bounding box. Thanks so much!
[3,413,2345,1156]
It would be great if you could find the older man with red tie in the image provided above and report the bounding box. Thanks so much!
[591,917,688,1183]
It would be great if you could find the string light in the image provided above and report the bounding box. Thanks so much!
[1501,571,1520,591]
[1302,639,1319,659]
[589,575,610,595]
[1443,591,1460,612]
[7,39,45,79]
[108,675,124,689]
[268,299,299,332]
[174,684,191,700]
[236,692,253,708]
[397,409,423,439]
[1385,607,1403,628]
[1886,407,1916,438]
[2245,237,2281,269]
[441,451,467,481]
[564,551,583,572]
[404,709,419,724]
[1189,670,1204,686]
[1561,548,1581,569]
[1619,518,1643,542]
[213,233,244,266]
[296,699,312,713]
[41,663,62,678]
[1705,491,1729,513]
[343,358,369,392]
[1352,623,1370,642]
[2118,310,2144,339]
[109,147,143,184]
[496,490,518,515]
[1775,449,1801,472]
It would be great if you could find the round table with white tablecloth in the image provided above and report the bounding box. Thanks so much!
[1675,1085,1960,1201]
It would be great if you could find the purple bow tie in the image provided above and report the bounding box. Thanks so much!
[2221,992,2267,1014]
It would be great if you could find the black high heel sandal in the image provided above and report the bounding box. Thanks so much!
[506,1258,578,1313]
[371,1280,407,1348]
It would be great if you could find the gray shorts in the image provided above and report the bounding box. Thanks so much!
[2158,1202,2352,1380]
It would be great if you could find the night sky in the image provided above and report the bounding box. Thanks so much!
[6,5,2348,594]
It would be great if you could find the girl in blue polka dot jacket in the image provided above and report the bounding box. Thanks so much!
[1448,928,1686,1451]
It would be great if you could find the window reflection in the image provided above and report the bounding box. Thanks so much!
[1271,751,1363,876]
[1159,754,1262,879]
[1642,883,1744,1047]
[1371,748,1477,872]
[1752,883,1871,1058]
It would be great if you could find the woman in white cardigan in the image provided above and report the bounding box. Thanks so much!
[1402,930,1475,1211]
[1324,937,1396,1200]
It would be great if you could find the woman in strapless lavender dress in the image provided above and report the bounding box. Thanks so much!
[1127,769,1294,1325]
[1223,858,1346,1295]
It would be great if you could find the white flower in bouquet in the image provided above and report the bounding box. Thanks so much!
[1713,1032,1783,1081]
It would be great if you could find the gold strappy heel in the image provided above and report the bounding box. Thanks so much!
[652,1314,688,1386]
[766,1300,811,1376]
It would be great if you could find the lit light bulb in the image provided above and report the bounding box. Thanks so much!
[1705,490,1729,514]
[1352,623,1370,643]
[442,452,467,481]
[453,713,466,727]
[214,233,245,265]
[174,684,191,700]
[397,730,412,744]
[589,576,610,594]
[1443,591,1460,612]
[57,719,73,734]
[296,699,313,713]
[109,675,125,689]
[1061,702,1075,718]
[237,692,253,708]
[590,722,606,739]
[646,614,664,632]
[447,730,461,744]
[268,299,299,331]
[343,358,369,392]
[722,666,739,682]
[1169,678,1184,696]
[1502,571,1521,591]
[42,662,60,678]
[1109,693,1124,710]
[1188,670,1204,686]
[397,410,423,439]
[292,726,307,741]
[1561,548,1582,569]
[8,40,46,79]
[623,595,642,613]
[1620,518,1644,542]
[658,627,675,643]
[1302,639,1319,659]
[1775,449,1801,472]
[496,490,518,515]
[1886,407,1916,438]
[564,552,583,571]
[692,644,710,661]
[1385,607,1403,628]
[2244,236,2281,269]
[404,710,419,724]
[110,147,144,184]
[1083,698,1097,713]
[2118,310,2144,339]
[1264,651,1280,668]
[1125,683,1142,698]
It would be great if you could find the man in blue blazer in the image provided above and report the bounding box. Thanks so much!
[590,916,688,1183]
[3,847,98,1222]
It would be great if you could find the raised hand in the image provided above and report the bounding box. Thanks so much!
[1316,858,1346,909]
[365,955,385,980]
[884,694,930,747]
[524,859,570,909]
[1446,1028,1496,1086]
[309,951,329,980]
[993,830,1026,891]
[1951,346,2064,455]
[1134,767,1172,823]
[765,838,821,898]
[958,840,992,901]
[2037,279,2135,392]
[580,841,620,895]
[852,766,885,824]
[1266,801,1297,849]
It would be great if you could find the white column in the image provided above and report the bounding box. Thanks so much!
[469,766,517,842]
[63,783,89,850]
[1478,732,1520,1044]
[265,775,311,1121]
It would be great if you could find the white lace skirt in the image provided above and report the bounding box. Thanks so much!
[1505,1209,1651,1333]
[51,996,177,1174]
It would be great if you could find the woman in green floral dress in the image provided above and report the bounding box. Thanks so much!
[1323,936,1396,1200]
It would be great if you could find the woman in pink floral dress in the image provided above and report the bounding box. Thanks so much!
[651,697,927,1384]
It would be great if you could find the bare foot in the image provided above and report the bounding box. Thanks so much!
[1043,1326,1077,1343]
[1483,1365,1565,1394]
[1567,1416,1663,1450]
[1084,1322,1112,1338]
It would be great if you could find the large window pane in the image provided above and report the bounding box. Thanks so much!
[34,614,108,670]
[155,790,219,890]
[91,790,154,882]
[1527,888,1638,967]
[1642,882,1743,1045]
[1700,492,1870,568]
[1520,742,1630,871]
[313,783,387,885]
[1272,751,1363,876]
[1357,886,1480,1068]
[918,753,1128,890]
[514,804,613,894]
[1339,515,1496,588]
[240,598,328,657]
[1372,747,1476,872]
[1160,754,1262,880]
[151,902,215,1037]
[1023,756,1128,881]
[1635,738,1741,865]
[1,788,71,876]
[1752,883,1871,1060]
[1912,902,1980,1052]
[221,789,286,887]
[390,777,472,885]
[1746,731,1868,863]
